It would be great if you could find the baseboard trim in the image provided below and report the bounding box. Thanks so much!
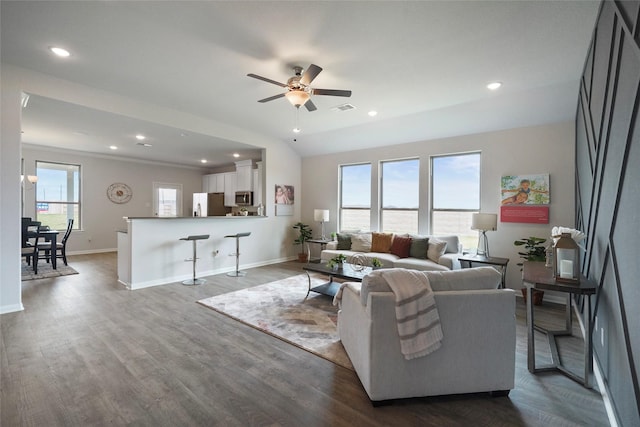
[0,302,25,315]
[573,300,619,427]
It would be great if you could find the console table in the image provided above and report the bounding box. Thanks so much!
[522,261,596,388]
[307,238,333,263]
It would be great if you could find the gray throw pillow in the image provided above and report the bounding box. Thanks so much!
[409,237,429,259]
[336,233,352,250]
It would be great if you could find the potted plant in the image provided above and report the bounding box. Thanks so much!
[371,257,383,268]
[326,254,347,270]
[514,236,547,305]
[293,222,313,263]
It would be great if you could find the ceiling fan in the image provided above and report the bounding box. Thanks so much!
[247,64,352,112]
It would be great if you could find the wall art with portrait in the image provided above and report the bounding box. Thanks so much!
[500,174,550,224]
[275,184,294,216]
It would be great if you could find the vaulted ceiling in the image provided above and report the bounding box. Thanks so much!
[1,1,601,167]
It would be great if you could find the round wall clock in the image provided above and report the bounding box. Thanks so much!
[107,183,133,204]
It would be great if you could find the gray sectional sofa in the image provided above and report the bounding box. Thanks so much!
[336,267,516,403]
[320,233,463,271]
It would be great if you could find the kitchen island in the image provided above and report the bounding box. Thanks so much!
[117,215,276,290]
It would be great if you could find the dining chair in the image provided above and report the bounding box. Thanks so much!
[21,227,42,274]
[38,219,74,266]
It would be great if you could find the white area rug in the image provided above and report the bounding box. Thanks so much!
[198,274,353,370]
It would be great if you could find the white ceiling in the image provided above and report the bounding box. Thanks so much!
[1,1,601,167]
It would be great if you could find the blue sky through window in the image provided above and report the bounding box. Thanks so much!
[382,159,419,208]
[341,164,371,207]
[36,164,79,202]
[432,153,480,210]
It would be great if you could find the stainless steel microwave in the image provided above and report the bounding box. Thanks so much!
[235,191,253,206]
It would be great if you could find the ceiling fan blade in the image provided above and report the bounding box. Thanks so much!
[300,64,322,86]
[258,93,285,103]
[312,88,352,97]
[247,73,287,88]
[304,99,317,112]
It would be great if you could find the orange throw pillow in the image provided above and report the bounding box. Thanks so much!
[371,232,394,253]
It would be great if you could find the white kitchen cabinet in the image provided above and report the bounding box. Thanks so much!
[202,173,225,193]
[235,159,254,192]
[223,172,236,206]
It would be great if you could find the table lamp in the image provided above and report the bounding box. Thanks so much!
[471,213,498,257]
[314,209,330,240]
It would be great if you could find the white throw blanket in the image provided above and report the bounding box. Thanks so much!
[380,269,443,360]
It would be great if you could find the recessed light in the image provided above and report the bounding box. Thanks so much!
[293,127,301,133]
[200,159,207,164]
[233,153,240,158]
[49,46,71,57]
[109,145,118,150]
[135,134,146,140]
[136,142,153,147]
[368,110,378,117]
[487,81,502,90]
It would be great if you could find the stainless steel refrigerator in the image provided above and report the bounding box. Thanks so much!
[193,193,227,216]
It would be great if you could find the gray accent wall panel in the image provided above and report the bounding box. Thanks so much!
[577,1,640,425]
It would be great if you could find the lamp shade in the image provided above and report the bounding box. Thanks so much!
[471,213,497,231]
[314,209,329,222]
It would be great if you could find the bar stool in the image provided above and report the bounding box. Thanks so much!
[179,234,210,285]
[225,232,251,277]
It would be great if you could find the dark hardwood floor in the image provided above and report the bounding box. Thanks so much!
[1,253,609,426]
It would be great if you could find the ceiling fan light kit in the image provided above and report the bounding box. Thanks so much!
[247,63,352,112]
[285,90,310,108]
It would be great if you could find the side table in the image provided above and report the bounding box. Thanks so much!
[458,254,509,289]
[306,238,333,263]
[522,261,596,388]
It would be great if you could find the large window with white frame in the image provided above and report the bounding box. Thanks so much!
[35,161,80,230]
[431,152,480,250]
[381,158,419,234]
[339,163,371,231]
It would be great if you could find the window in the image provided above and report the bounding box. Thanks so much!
[35,161,80,230]
[431,153,480,250]
[339,163,371,231]
[153,182,183,217]
[381,158,419,234]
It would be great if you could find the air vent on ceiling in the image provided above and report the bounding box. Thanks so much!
[331,103,356,112]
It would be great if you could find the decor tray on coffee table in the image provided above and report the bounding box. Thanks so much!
[302,263,369,299]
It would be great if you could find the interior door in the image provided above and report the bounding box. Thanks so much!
[153,182,183,217]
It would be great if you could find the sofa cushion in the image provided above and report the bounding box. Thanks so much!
[394,257,449,272]
[336,233,352,250]
[427,239,447,262]
[371,232,394,253]
[389,235,412,258]
[409,236,429,259]
[360,267,500,305]
[425,267,501,291]
[351,233,372,252]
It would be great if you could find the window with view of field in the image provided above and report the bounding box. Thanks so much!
[381,158,419,234]
[431,153,480,251]
[339,163,371,231]
[35,161,80,230]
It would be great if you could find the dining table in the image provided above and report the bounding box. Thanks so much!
[25,227,60,270]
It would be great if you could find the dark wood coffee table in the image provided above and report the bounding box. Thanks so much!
[302,262,369,299]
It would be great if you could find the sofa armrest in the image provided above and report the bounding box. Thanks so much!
[438,253,461,270]
[326,241,338,250]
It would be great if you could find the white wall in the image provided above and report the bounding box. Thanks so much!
[21,145,207,252]
[1,64,302,314]
[301,122,575,291]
